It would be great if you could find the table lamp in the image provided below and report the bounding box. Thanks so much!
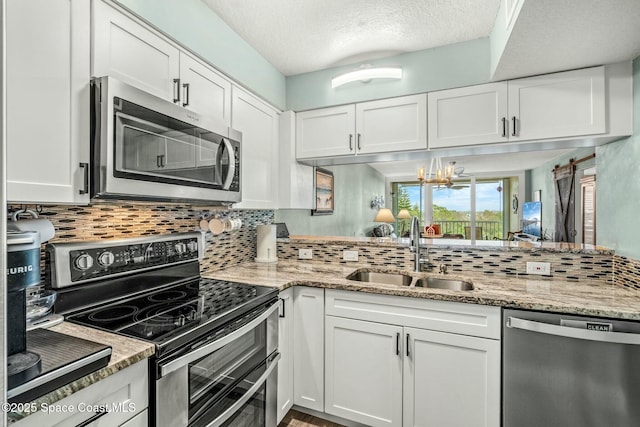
[397,209,411,237]
[374,208,396,237]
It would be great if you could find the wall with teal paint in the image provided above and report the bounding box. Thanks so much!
[276,164,386,236]
[286,38,491,111]
[115,0,286,109]
[596,57,640,259]
[528,147,595,240]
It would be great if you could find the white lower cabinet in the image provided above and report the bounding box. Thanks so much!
[325,316,403,427]
[14,360,148,427]
[277,288,294,423]
[403,327,501,427]
[324,290,501,427]
[292,286,325,412]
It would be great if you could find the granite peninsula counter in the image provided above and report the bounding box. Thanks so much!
[204,260,640,321]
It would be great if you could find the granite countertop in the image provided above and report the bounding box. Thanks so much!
[205,260,640,320]
[8,322,155,423]
[281,235,614,254]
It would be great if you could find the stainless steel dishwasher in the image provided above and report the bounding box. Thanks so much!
[503,309,640,427]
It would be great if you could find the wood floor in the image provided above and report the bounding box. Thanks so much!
[278,409,346,427]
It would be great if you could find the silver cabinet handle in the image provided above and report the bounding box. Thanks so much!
[279,297,285,318]
[349,134,353,151]
[501,117,507,137]
[511,116,517,136]
[173,78,181,103]
[79,162,89,195]
[182,83,190,107]
[507,316,640,345]
[75,411,108,427]
[357,133,362,150]
[159,302,279,377]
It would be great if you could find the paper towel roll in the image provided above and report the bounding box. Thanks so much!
[255,224,277,263]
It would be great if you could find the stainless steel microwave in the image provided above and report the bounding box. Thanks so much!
[91,76,241,204]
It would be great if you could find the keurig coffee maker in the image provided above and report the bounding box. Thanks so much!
[6,230,42,388]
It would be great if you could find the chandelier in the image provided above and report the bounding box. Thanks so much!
[417,158,454,185]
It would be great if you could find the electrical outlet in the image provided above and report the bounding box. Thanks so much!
[298,248,313,260]
[343,250,359,261]
[526,261,551,275]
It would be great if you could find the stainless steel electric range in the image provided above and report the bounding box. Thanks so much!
[47,233,279,427]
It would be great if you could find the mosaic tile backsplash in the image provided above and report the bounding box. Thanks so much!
[8,203,274,278]
[614,255,640,290]
[277,240,615,284]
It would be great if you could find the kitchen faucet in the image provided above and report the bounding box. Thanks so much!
[410,216,432,272]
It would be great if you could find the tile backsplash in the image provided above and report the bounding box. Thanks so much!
[8,203,274,278]
[277,240,615,284]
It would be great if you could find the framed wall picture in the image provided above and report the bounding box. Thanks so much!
[312,168,334,215]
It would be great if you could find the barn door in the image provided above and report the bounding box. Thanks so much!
[554,163,576,242]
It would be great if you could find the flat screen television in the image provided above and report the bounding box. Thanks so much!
[522,201,542,238]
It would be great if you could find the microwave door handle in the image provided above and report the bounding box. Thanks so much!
[220,138,236,190]
[159,302,278,377]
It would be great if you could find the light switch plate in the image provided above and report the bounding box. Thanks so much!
[343,250,359,261]
[298,248,313,259]
[526,261,551,275]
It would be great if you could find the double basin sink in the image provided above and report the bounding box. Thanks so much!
[346,270,474,291]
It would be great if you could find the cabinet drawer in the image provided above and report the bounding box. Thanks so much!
[325,290,501,339]
[14,360,149,427]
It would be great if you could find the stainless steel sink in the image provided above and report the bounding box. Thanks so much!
[414,277,474,291]
[346,270,413,286]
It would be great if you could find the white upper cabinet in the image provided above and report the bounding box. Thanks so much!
[428,65,614,150]
[428,83,508,148]
[92,0,180,101]
[508,66,606,141]
[178,54,231,124]
[232,86,280,209]
[92,0,231,125]
[296,94,427,160]
[296,105,356,159]
[7,0,91,204]
[355,94,427,154]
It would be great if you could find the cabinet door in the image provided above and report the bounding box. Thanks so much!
[428,83,508,148]
[232,86,280,209]
[277,288,294,423]
[325,316,403,427]
[508,66,606,141]
[179,53,231,125]
[6,0,90,204]
[356,94,427,154]
[403,327,500,427]
[293,287,325,412]
[92,0,180,100]
[296,105,356,159]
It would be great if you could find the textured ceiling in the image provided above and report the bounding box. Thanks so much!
[201,0,501,76]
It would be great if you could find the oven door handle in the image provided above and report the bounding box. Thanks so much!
[159,302,279,377]
[205,352,281,427]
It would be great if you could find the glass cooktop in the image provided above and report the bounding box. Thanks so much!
[66,278,277,355]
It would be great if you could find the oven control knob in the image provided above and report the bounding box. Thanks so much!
[74,254,94,271]
[174,242,187,254]
[187,241,198,253]
[97,251,115,267]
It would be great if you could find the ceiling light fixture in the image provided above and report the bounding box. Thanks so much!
[331,65,403,88]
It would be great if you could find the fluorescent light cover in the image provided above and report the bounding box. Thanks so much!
[331,66,402,88]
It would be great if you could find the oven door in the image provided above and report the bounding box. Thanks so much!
[155,302,278,427]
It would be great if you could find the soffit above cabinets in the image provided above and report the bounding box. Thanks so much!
[201,0,501,76]
[492,0,640,81]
